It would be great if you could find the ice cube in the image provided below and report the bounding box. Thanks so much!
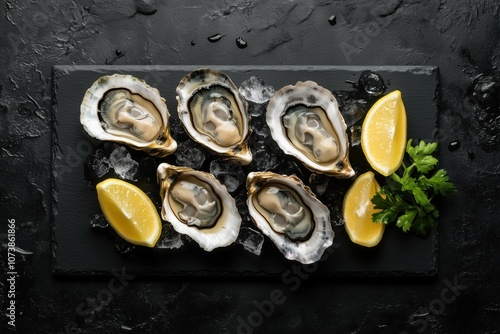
[237,227,264,256]
[210,160,246,192]
[113,160,139,180]
[248,102,267,117]
[108,145,128,163]
[349,125,362,147]
[239,76,275,104]
[357,70,386,97]
[223,174,240,193]
[175,141,207,170]
[340,99,367,127]
[108,146,139,180]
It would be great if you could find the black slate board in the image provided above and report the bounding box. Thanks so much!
[52,65,438,278]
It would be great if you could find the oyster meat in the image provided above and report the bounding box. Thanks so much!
[266,81,354,178]
[81,74,177,157]
[157,163,241,251]
[246,171,334,264]
[176,68,252,165]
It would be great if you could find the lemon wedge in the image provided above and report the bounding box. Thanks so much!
[96,178,162,247]
[361,90,407,176]
[343,171,385,247]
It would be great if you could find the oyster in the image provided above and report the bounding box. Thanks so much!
[176,68,252,165]
[157,163,241,251]
[81,74,177,157]
[246,171,334,264]
[266,81,354,178]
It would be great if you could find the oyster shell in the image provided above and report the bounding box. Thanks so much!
[266,81,354,178]
[176,68,252,165]
[157,163,241,251]
[81,74,177,157]
[246,171,334,264]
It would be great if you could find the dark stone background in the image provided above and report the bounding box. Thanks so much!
[0,0,499,333]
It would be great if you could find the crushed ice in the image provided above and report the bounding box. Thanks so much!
[251,147,279,171]
[89,149,111,177]
[90,213,109,229]
[156,224,184,249]
[87,146,139,181]
[175,141,207,170]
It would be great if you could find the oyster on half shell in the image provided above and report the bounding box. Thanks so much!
[266,81,354,178]
[246,171,334,264]
[81,74,177,157]
[176,68,252,165]
[157,163,241,251]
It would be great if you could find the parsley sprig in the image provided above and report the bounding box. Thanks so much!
[371,139,457,236]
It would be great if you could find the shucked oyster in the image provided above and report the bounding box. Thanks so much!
[157,163,241,251]
[176,68,252,165]
[81,74,177,157]
[246,171,334,264]
[266,81,354,178]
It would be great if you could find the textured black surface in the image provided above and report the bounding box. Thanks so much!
[52,65,437,277]
[1,1,499,333]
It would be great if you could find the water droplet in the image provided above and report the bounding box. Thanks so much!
[208,34,222,43]
[115,50,122,56]
[328,15,337,25]
[134,0,157,15]
[236,36,248,49]
[191,41,196,46]
[448,140,460,151]
[468,151,475,160]
[469,75,499,109]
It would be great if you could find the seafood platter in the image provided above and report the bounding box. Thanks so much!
[52,65,438,277]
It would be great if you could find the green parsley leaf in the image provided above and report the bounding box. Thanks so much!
[371,188,408,225]
[399,172,431,206]
[418,169,458,196]
[406,139,438,173]
[412,207,438,236]
[396,209,417,232]
[370,139,456,236]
